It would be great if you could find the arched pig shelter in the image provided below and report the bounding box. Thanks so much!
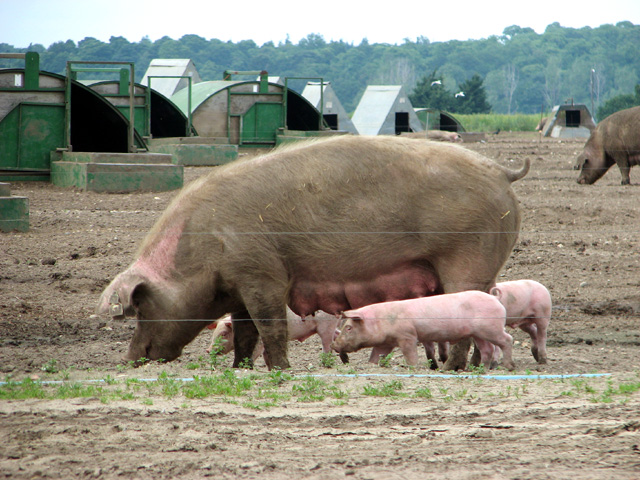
[87,81,196,139]
[415,108,465,133]
[170,79,323,146]
[0,68,145,180]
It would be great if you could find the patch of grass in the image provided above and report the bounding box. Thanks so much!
[590,379,640,403]
[207,339,228,370]
[378,353,394,368]
[457,113,541,132]
[157,371,181,399]
[468,363,486,375]
[414,386,433,398]
[292,376,329,402]
[0,378,48,400]
[41,359,59,374]
[265,368,293,386]
[55,382,105,399]
[319,352,336,368]
[363,380,406,397]
[182,370,254,399]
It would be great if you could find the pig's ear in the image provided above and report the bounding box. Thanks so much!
[98,272,148,318]
[347,315,364,324]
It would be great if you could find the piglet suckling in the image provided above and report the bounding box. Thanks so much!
[207,309,348,364]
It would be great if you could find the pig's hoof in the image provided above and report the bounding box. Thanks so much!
[504,362,516,371]
[442,358,467,371]
[531,346,539,362]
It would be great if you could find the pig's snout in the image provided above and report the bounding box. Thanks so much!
[330,339,344,353]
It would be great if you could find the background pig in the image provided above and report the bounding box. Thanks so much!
[207,309,349,364]
[575,105,640,185]
[490,279,551,364]
[332,291,514,370]
[427,130,463,143]
[98,135,528,370]
[207,315,262,361]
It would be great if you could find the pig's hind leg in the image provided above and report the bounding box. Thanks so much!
[493,331,515,371]
[422,342,439,370]
[519,322,541,362]
[472,338,498,370]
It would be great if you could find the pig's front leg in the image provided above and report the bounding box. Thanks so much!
[397,338,420,366]
[231,310,260,369]
[422,342,439,370]
[369,346,393,364]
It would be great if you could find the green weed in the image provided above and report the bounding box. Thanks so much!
[41,359,59,374]
[292,376,328,402]
[363,380,405,397]
[414,386,433,398]
[319,352,336,368]
[0,378,48,400]
[378,353,394,368]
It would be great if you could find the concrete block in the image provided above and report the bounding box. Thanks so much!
[149,144,238,166]
[51,162,183,193]
[0,196,29,232]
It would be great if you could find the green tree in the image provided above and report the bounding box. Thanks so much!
[409,70,453,110]
[452,74,491,113]
[597,84,640,119]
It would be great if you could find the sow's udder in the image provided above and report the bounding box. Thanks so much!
[289,262,441,317]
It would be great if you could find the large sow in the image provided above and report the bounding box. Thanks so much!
[575,105,640,185]
[98,135,529,370]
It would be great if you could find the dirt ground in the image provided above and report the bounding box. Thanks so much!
[1,132,639,479]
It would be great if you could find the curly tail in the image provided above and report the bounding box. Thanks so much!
[505,158,530,183]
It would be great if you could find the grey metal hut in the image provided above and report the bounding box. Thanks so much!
[302,82,358,134]
[141,59,202,99]
[352,85,423,136]
[541,103,596,138]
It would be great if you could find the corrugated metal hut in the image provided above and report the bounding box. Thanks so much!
[541,103,596,138]
[170,73,323,146]
[87,80,196,139]
[141,59,202,99]
[302,82,357,134]
[414,108,465,132]
[352,85,423,136]
[0,53,146,181]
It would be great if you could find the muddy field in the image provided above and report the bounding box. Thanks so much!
[1,132,639,479]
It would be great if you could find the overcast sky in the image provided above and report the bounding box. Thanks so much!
[1,0,639,48]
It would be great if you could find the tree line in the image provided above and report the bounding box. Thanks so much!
[1,21,639,119]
